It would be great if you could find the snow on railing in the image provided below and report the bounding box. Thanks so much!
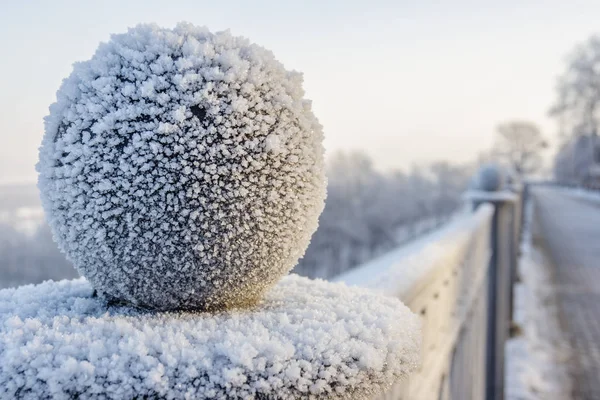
[335,203,496,399]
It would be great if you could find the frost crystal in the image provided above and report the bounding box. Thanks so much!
[0,276,420,399]
[36,23,326,311]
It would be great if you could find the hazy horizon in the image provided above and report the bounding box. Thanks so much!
[2,0,600,184]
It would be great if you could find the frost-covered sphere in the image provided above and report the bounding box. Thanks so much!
[37,23,326,311]
[476,164,505,192]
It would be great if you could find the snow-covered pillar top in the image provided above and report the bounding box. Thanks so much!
[0,276,421,399]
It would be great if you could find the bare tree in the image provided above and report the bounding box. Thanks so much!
[550,35,600,184]
[429,162,470,215]
[294,151,472,279]
[550,35,600,138]
[493,121,547,177]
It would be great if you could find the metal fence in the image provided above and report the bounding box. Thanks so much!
[336,186,523,400]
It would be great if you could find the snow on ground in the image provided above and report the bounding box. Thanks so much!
[558,186,600,204]
[505,199,572,400]
[0,274,420,400]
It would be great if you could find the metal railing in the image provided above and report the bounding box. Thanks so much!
[335,186,523,400]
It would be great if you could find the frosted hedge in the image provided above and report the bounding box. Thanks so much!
[0,276,420,399]
[37,23,326,311]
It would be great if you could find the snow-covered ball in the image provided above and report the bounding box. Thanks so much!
[475,164,505,192]
[37,23,326,311]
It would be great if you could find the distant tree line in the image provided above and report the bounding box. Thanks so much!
[293,151,473,279]
[551,35,600,187]
[491,121,547,179]
[0,222,77,289]
[485,34,600,185]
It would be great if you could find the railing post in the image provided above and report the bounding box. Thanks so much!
[506,183,523,319]
[467,168,519,400]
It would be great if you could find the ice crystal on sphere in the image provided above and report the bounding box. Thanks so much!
[37,23,326,311]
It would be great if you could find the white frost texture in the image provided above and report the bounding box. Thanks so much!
[36,23,326,311]
[0,275,420,400]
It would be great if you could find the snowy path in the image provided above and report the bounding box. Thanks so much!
[533,187,600,400]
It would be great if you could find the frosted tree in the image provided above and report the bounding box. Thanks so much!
[407,166,435,217]
[550,35,600,184]
[492,121,547,177]
[553,135,596,184]
[430,162,470,215]
[553,141,576,184]
[0,223,76,289]
[295,151,470,279]
[550,35,600,138]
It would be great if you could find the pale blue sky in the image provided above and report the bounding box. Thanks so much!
[1,0,599,183]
